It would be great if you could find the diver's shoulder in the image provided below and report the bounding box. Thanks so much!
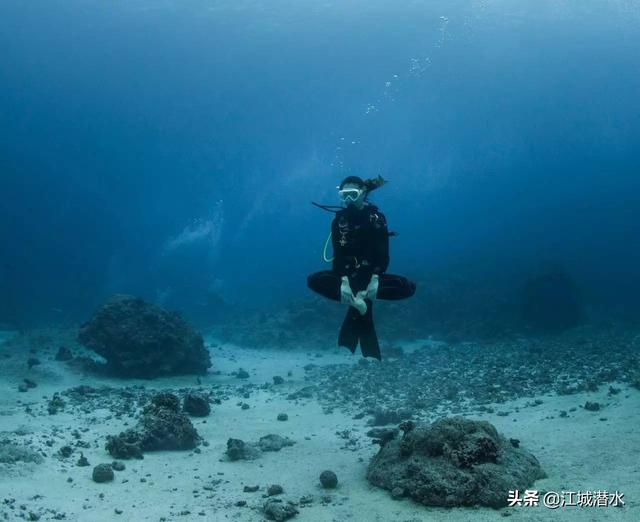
[365,203,385,216]
[366,204,387,226]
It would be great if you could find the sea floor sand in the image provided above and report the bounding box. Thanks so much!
[0,333,637,521]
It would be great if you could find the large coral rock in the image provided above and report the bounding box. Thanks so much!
[366,417,546,508]
[78,294,211,378]
[106,393,200,459]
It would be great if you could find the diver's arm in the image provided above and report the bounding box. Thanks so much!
[371,211,390,274]
[331,217,345,274]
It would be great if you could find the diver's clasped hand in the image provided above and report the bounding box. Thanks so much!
[353,275,378,311]
[340,276,353,303]
[340,274,379,315]
[340,276,367,315]
[364,274,379,301]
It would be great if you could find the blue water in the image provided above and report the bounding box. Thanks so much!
[1,0,639,327]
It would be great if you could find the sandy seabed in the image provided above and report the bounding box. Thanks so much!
[0,331,638,522]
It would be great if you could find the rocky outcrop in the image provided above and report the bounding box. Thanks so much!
[78,295,211,378]
[366,417,545,508]
[225,434,295,461]
[263,499,298,521]
[183,393,211,417]
[106,393,200,459]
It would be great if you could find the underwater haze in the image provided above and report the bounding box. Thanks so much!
[2,2,640,521]
[1,0,639,327]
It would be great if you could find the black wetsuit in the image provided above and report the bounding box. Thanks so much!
[307,203,416,360]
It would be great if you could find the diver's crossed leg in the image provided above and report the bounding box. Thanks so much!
[308,270,414,360]
[375,273,416,300]
[307,270,416,301]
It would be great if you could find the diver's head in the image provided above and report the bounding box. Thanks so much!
[338,176,366,209]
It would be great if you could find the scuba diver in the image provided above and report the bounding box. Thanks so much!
[307,175,416,360]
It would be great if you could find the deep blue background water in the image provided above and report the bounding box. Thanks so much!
[1,0,639,327]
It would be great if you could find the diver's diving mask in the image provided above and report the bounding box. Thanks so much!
[338,187,364,203]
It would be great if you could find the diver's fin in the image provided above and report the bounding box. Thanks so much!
[338,307,360,353]
[358,300,381,360]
